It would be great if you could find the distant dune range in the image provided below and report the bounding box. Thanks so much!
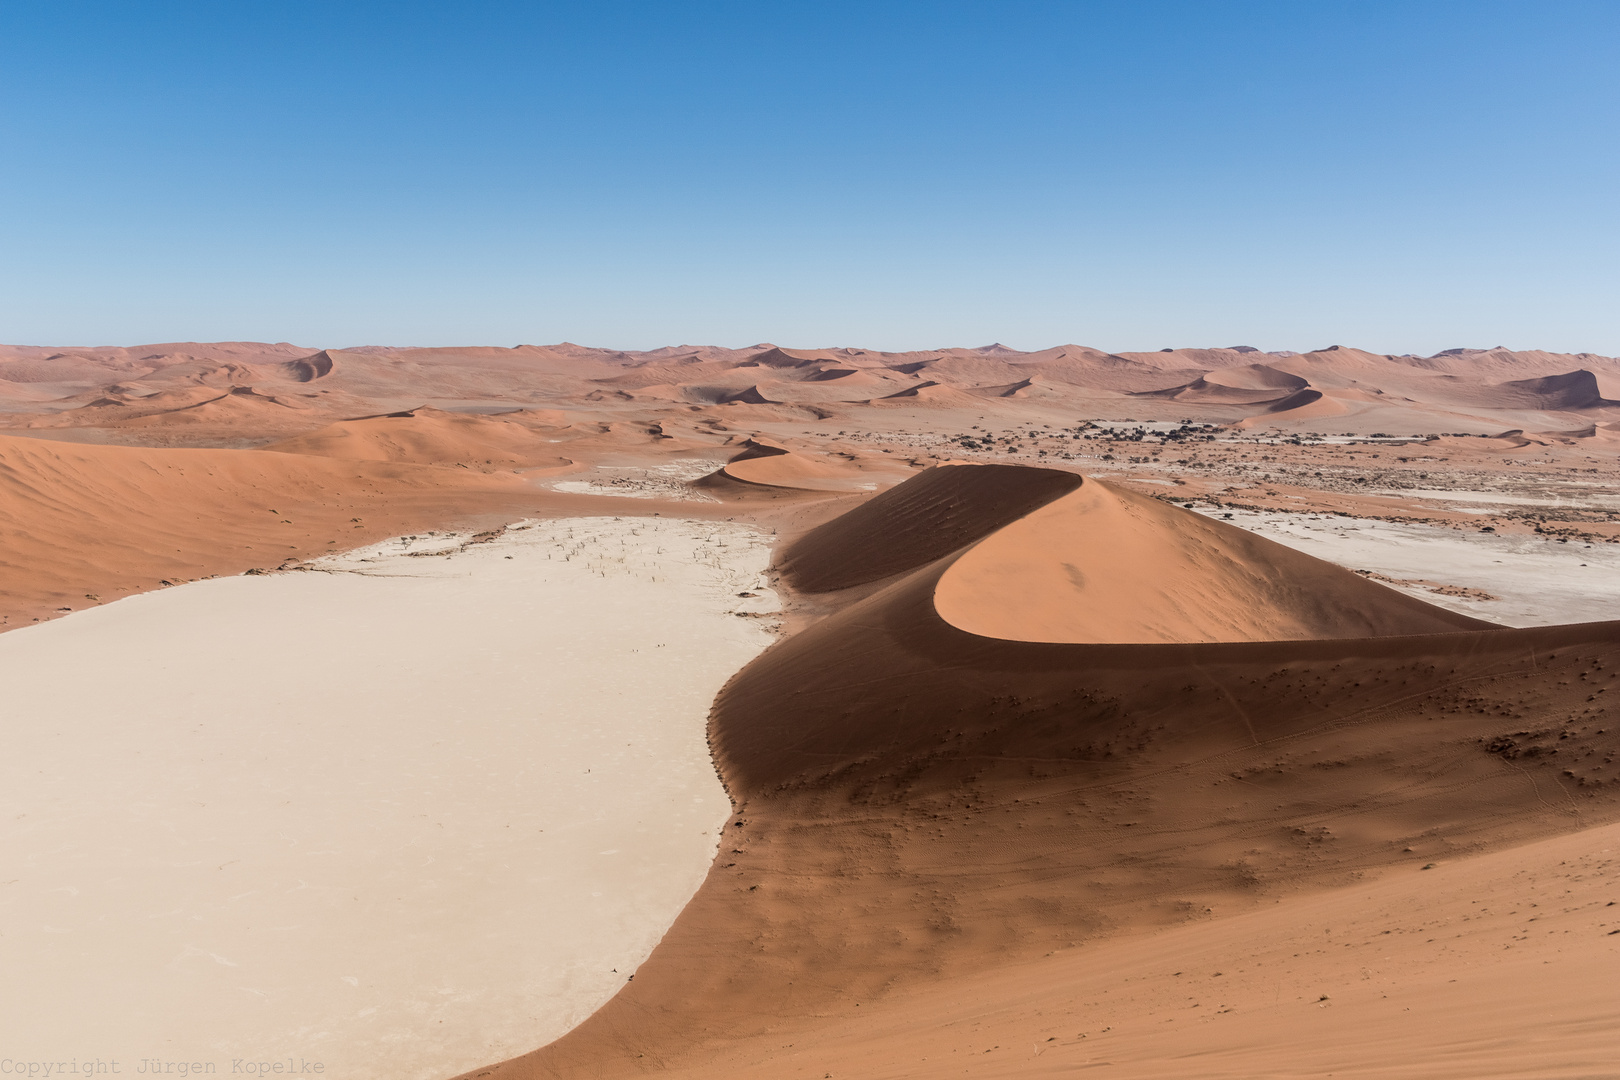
[3,341,1618,447]
[460,463,1620,1080]
[3,341,1619,1077]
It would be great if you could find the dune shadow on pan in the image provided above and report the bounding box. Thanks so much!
[458,464,1620,1080]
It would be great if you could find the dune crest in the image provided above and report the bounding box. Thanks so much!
[281,349,336,382]
[935,476,1496,643]
[1135,363,1310,405]
[711,437,858,491]
[777,462,1083,592]
[265,407,572,470]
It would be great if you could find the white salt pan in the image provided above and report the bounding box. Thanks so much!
[1202,508,1620,627]
[0,518,776,1079]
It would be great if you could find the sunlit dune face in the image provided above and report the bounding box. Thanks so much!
[933,478,1495,644]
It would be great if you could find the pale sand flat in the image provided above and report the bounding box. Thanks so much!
[0,518,776,1079]
[1200,507,1620,625]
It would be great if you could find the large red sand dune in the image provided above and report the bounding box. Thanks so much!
[461,463,1620,1080]
[0,434,540,626]
[707,437,908,493]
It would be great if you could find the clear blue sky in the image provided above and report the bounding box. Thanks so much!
[2,1,1616,354]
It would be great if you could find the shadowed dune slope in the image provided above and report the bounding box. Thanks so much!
[58,385,307,431]
[870,380,986,408]
[712,437,870,492]
[776,462,1083,592]
[936,478,1496,643]
[1134,363,1310,405]
[1493,369,1618,411]
[465,465,1620,1080]
[282,348,335,382]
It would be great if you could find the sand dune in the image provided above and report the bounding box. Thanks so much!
[518,820,1619,1080]
[1136,364,1311,406]
[776,462,1083,592]
[935,473,1495,643]
[709,439,853,490]
[31,385,272,423]
[967,375,1069,400]
[266,407,573,470]
[1570,419,1620,444]
[715,384,778,405]
[1493,369,1619,411]
[282,348,336,382]
[0,434,539,627]
[108,385,308,427]
[742,346,846,369]
[802,366,862,382]
[871,380,990,408]
[467,463,1619,1080]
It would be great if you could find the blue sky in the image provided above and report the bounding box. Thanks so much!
[1,1,1615,353]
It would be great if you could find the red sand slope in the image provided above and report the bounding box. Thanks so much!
[0,434,538,626]
[936,475,1495,643]
[265,407,573,471]
[712,437,893,492]
[462,463,1620,1080]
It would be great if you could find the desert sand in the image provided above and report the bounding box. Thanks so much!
[2,339,1617,1079]
[1199,507,1620,627]
[0,518,775,1078]
[468,463,1616,1080]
